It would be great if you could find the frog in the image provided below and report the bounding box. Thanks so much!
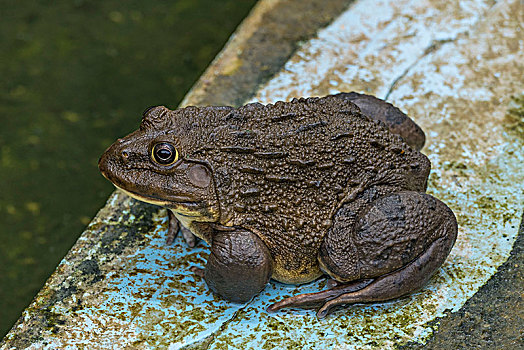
[98,92,457,318]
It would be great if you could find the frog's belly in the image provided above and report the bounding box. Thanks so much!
[253,230,325,284]
[271,254,323,284]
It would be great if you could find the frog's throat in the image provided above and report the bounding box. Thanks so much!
[115,186,173,207]
[114,185,214,222]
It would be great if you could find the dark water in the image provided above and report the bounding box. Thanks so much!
[0,0,257,337]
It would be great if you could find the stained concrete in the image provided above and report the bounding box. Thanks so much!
[403,214,523,349]
[1,0,522,349]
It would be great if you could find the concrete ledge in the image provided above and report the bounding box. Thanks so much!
[2,0,522,349]
[182,0,355,107]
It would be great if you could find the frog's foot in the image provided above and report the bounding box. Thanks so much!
[166,210,198,247]
[267,279,373,312]
[315,235,453,318]
[296,191,456,318]
[190,266,205,278]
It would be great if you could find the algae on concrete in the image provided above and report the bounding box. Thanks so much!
[1,0,523,349]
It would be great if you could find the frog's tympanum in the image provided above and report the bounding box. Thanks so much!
[99,92,457,318]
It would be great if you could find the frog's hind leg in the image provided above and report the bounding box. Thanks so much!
[268,191,457,318]
[318,191,457,318]
[316,233,453,318]
[267,237,449,316]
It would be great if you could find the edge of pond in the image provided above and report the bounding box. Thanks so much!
[1,0,522,348]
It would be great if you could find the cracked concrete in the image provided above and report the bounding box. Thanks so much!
[1,0,522,349]
[384,37,455,100]
[254,0,499,102]
[381,0,501,100]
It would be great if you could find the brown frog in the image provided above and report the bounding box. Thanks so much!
[98,92,457,318]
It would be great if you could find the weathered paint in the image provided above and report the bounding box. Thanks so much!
[2,0,522,349]
[247,0,523,347]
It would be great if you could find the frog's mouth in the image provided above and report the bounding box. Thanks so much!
[114,186,174,207]
[114,185,200,210]
[99,150,217,220]
[113,184,210,220]
[99,161,198,207]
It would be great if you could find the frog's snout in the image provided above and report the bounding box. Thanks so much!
[98,147,111,180]
[98,142,124,181]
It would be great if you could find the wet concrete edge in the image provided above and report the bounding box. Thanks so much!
[0,198,161,349]
[2,0,522,347]
[400,213,523,349]
[181,0,356,107]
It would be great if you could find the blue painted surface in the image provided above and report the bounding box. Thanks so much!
[2,0,522,349]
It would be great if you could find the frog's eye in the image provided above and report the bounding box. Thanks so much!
[151,142,178,165]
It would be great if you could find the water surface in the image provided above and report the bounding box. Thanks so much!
[0,0,257,337]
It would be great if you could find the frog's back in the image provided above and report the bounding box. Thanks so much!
[172,96,429,283]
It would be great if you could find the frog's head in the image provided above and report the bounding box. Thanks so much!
[98,106,219,222]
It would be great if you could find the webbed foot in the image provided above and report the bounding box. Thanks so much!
[315,235,454,318]
[269,232,455,318]
[166,210,198,247]
[267,279,372,313]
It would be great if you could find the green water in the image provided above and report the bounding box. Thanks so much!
[0,0,257,337]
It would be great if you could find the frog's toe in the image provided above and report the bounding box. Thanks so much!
[166,210,198,247]
[267,293,322,312]
[267,279,373,313]
[317,233,456,318]
[166,211,180,245]
[190,266,205,278]
[180,225,198,247]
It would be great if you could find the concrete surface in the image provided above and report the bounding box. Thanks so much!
[1,0,522,349]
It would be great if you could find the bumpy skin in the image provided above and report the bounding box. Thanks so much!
[99,93,457,317]
[205,229,273,303]
[335,92,426,151]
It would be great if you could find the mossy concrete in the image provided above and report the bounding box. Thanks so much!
[403,214,523,349]
[1,0,522,349]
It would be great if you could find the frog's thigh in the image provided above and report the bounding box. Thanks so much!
[204,229,273,303]
[317,191,457,317]
[320,191,457,281]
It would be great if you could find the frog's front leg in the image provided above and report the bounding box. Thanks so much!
[268,191,457,318]
[204,228,273,303]
[166,210,198,247]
